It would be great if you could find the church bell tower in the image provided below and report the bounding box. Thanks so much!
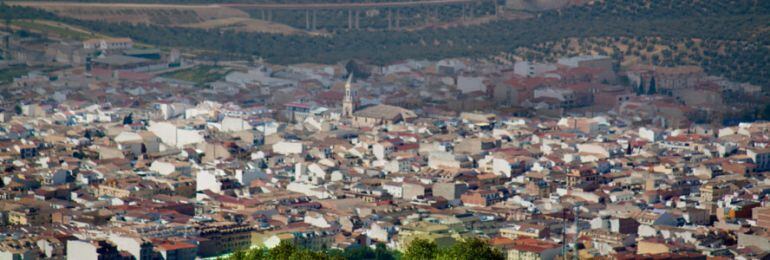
[342,73,355,117]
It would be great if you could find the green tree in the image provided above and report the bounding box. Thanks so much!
[373,243,398,260]
[122,112,133,125]
[244,247,268,259]
[340,244,399,260]
[435,237,504,260]
[648,76,657,95]
[267,241,298,260]
[345,60,371,79]
[227,247,267,260]
[229,250,248,260]
[636,76,645,95]
[287,249,329,260]
[759,103,770,120]
[403,238,437,260]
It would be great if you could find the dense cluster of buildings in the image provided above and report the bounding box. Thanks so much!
[0,33,769,260]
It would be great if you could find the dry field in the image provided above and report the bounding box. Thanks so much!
[9,1,304,35]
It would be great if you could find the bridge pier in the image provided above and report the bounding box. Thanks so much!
[427,6,439,24]
[245,0,490,30]
[493,0,499,17]
[348,10,353,30]
[312,10,317,30]
[469,3,474,18]
[387,9,392,30]
[355,10,360,29]
[260,9,273,22]
[395,8,400,29]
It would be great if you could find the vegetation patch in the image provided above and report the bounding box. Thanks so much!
[159,65,231,86]
[0,65,33,85]
[11,19,93,40]
[224,237,504,260]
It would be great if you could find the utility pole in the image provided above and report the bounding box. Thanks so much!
[561,207,567,258]
[573,203,581,260]
[3,4,12,61]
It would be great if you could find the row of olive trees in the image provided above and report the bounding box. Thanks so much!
[2,0,769,87]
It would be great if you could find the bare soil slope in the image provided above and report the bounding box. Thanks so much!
[9,1,303,34]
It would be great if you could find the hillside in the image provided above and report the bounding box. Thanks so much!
[8,1,314,34]
[500,36,769,85]
[181,17,306,34]
[2,0,769,87]
[7,0,438,3]
[9,19,96,40]
[9,1,251,22]
[506,0,583,11]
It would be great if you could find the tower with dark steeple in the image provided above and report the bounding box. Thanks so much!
[342,73,356,117]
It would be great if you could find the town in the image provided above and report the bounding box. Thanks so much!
[2,2,770,259]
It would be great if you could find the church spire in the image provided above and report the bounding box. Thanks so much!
[342,73,355,117]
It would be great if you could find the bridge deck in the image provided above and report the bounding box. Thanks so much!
[9,0,488,10]
[220,0,485,10]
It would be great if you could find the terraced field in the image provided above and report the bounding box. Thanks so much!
[181,17,305,34]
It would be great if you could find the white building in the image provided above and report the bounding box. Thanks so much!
[366,222,395,243]
[286,182,331,199]
[373,142,394,161]
[428,152,462,169]
[82,38,133,50]
[557,55,611,68]
[304,212,335,229]
[609,191,635,203]
[67,240,117,260]
[196,168,224,193]
[456,76,486,94]
[273,141,304,155]
[108,234,154,260]
[236,168,266,187]
[748,148,770,171]
[148,161,174,176]
[639,127,663,142]
[382,182,403,198]
[221,117,251,132]
[534,86,573,102]
[577,143,622,161]
[514,61,557,77]
[148,122,204,148]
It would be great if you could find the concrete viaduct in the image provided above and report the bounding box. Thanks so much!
[218,0,499,31]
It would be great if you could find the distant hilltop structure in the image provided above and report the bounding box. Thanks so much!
[82,38,133,51]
